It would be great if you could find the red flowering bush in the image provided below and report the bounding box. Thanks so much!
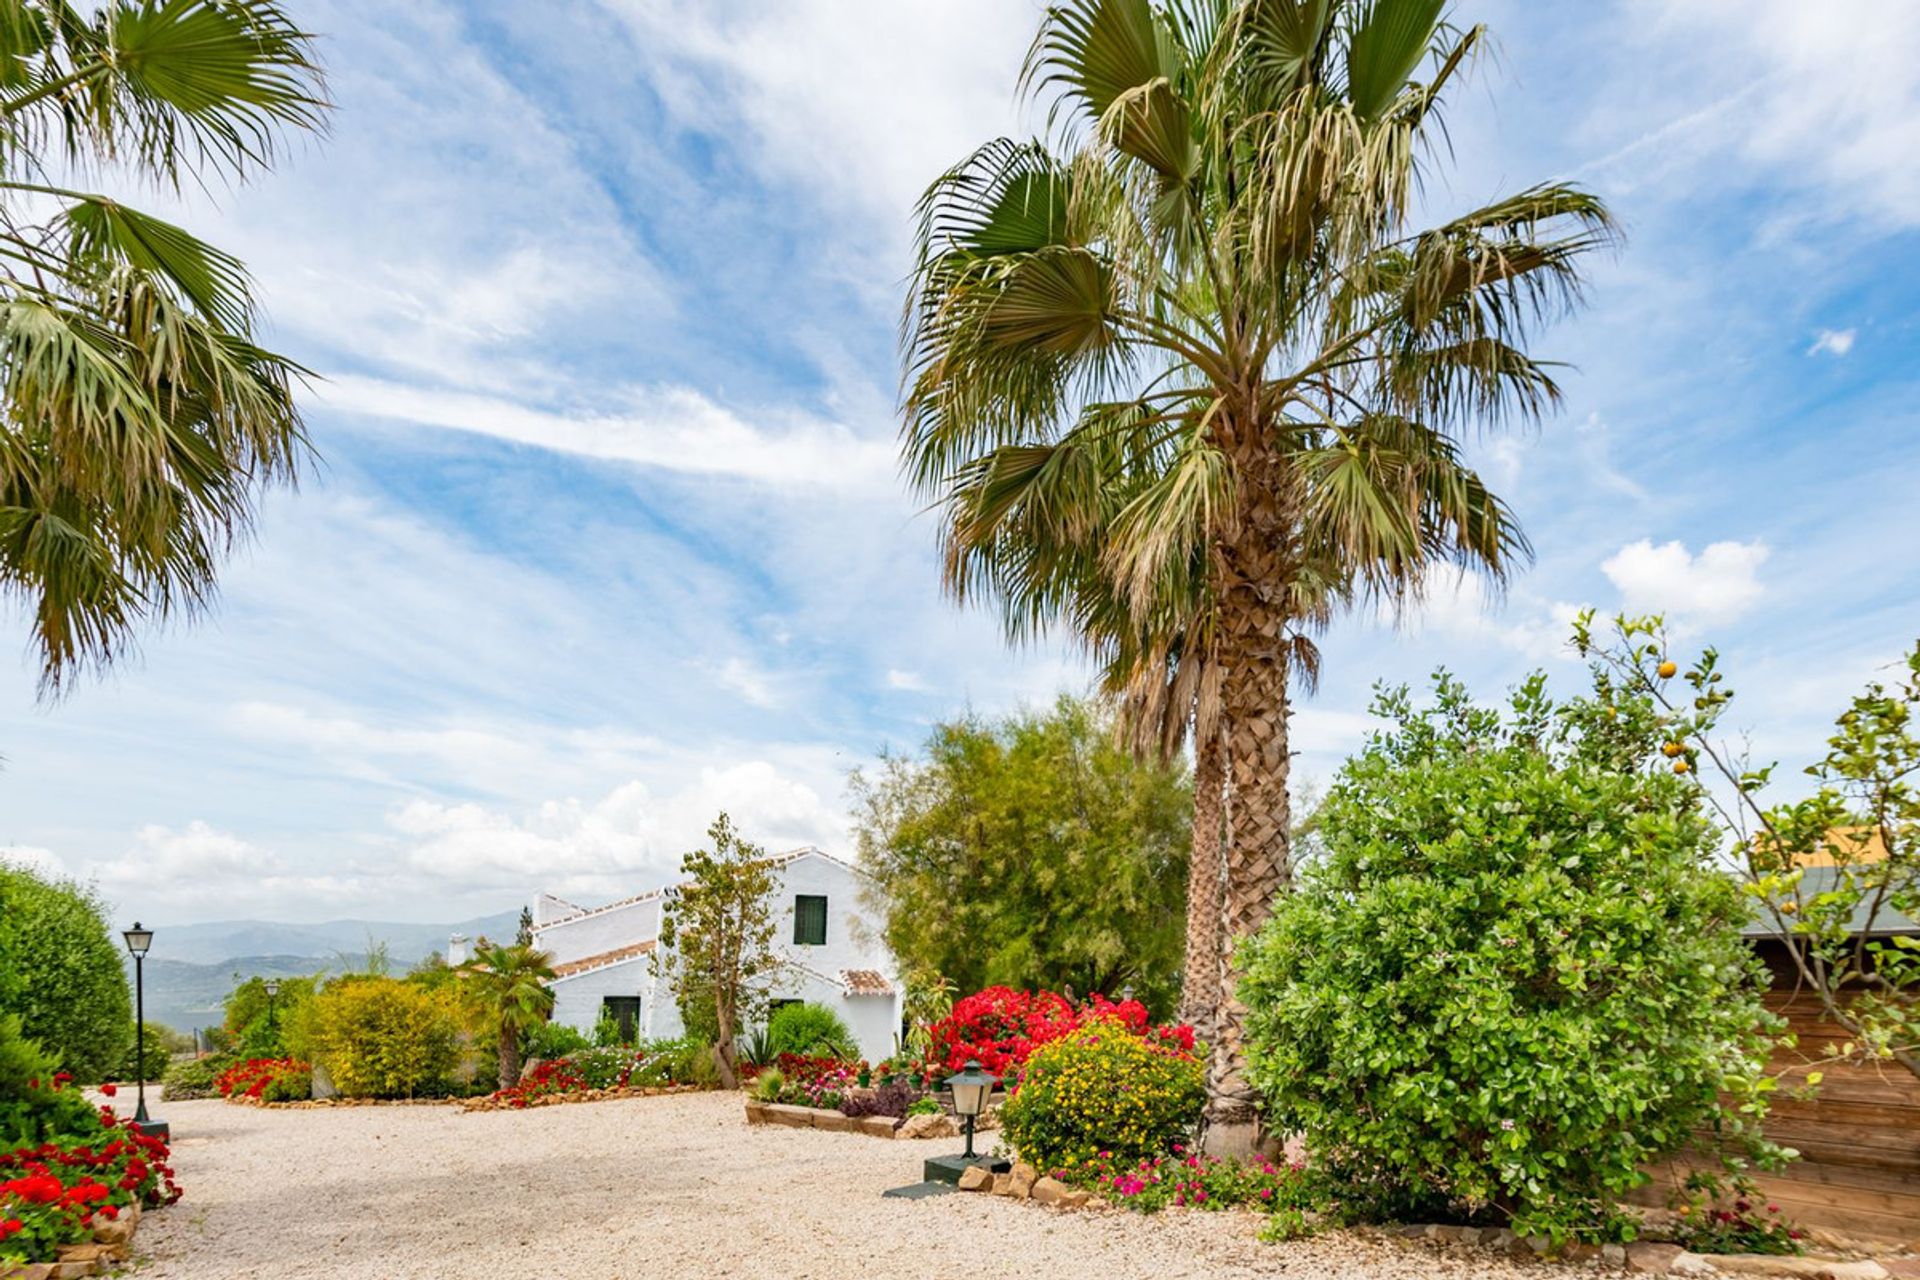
[0,1073,182,1262]
[487,1046,682,1108]
[214,1058,311,1103]
[924,986,1195,1078]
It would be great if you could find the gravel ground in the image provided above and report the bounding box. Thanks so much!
[127,1091,1548,1280]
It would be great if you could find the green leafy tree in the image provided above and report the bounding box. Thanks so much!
[1577,615,1920,1080]
[0,860,131,1080]
[222,972,319,1058]
[1240,668,1782,1242]
[653,813,781,1089]
[0,0,327,692]
[900,0,1614,1133]
[851,695,1191,1012]
[309,976,459,1100]
[460,942,555,1089]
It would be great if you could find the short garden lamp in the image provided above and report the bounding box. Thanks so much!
[944,1059,996,1160]
[121,923,166,1139]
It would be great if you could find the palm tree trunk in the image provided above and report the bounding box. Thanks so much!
[499,1025,522,1090]
[1179,728,1226,1041]
[1204,443,1297,1153]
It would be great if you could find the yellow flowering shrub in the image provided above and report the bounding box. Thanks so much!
[998,1019,1203,1173]
[310,977,460,1099]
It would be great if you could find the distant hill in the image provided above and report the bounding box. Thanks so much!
[142,911,522,966]
[128,910,522,1037]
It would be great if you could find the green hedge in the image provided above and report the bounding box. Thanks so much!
[0,862,132,1082]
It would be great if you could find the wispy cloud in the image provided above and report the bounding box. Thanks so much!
[1807,328,1856,357]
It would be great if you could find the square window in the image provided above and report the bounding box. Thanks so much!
[600,996,641,1043]
[793,894,827,946]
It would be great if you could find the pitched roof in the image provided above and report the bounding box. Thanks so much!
[1740,866,1919,938]
[839,969,895,996]
[550,940,656,981]
[531,846,868,931]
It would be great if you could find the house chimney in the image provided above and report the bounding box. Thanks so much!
[446,933,470,967]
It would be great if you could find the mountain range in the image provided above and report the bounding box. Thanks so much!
[129,910,521,1038]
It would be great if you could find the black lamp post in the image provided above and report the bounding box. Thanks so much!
[264,979,281,1040]
[121,923,167,1140]
[944,1059,997,1161]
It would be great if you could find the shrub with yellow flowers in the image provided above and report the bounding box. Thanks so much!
[997,1018,1203,1173]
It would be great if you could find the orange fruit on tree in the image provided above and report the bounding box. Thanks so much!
[1672,759,1690,774]
[1657,660,1678,678]
[1662,742,1683,758]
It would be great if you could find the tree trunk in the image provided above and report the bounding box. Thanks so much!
[1179,728,1227,1042]
[498,1024,522,1090]
[1204,433,1297,1151]
[714,996,740,1090]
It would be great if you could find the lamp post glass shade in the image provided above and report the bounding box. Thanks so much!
[264,980,281,998]
[945,1060,996,1118]
[122,923,154,956]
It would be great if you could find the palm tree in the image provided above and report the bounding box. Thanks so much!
[464,942,557,1090]
[902,0,1613,1144]
[0,0,326,694]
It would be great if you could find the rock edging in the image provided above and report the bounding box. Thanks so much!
[1399,1224,1910,1277]
[956,1160,1103,1210]
[462,1083,706,1113]
[2,1197,145,1279]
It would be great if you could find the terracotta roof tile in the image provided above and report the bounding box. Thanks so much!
[550,940,655,980]
[840,969,894,996]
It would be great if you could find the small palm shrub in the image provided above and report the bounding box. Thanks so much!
[766,1003,855,1059]
[998,1021,1203,1173]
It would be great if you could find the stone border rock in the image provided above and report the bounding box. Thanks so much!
[2,1196,145,1279]
[1396,1224,1913,1278]
[955,1159,1106,1211]
[228,1094,460,1110]
[742,1099,923,1139]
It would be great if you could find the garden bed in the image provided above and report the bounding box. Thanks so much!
[1,1199,143,1279]
[463,1083,706,1113]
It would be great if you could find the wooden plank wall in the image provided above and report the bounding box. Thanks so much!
[1740,987,1920,1242]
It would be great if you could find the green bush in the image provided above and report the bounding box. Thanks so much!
[116,1022,192,1081]
[0,863,132,1081]
[1240,672,1783,1243]
[310,978,460,1099]
[524,1021,593,1062]
[161,1053,238,1102]
[223,975,320,1061]
[998,1021,1204,1173]
[766,1003,855,1059]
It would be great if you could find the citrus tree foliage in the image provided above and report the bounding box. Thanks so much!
[851,696,1191,1011]
[0,0,328,692]
[1240,671,1782,1243]
[0,860,131,1081]
[1578,614,1920,1079]
[654,812,780,1089]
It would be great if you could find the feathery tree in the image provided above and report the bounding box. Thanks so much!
[462,941,556,1090]
[902,0,1613,1141]
[0,0,327,693]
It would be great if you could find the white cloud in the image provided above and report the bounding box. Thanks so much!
[316,375,896,494]
[1807,328,1856,357]
[0,845,64,879]
[1607,1,1920,228]
[712,657,781,709]
[1389,569,1586,663]
[1601,538,1769,625]
[885,668,928,691]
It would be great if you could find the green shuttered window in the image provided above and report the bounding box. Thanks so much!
[794,894,827,946]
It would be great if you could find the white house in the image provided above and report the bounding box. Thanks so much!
[501,847,903,1062]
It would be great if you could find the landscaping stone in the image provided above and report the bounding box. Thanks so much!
[1009,1162,1038,1200]
[990,1173,1013,1195]
[742,1100,768,1125]
[1084,1196,1110,1211]
[1625,1242,1711,1275]
[91,1214,134,1247]
[0,1266,54,1280]
[957,1166,993,1192]
[1879,1261,1920,1280]
[47,1262,98,1280]
[856,1115,898,1139]
[762,1103,815,1129]
[1030,1176,1072,1206]
[898,1112,957,1140]
[810,1111,859,1134]
[1706,1256,1893,1280]
[1603,1245,1627,1266]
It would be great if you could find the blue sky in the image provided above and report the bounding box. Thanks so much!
[3,0,1917,926]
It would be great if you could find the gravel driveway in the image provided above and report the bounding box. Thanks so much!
[131,1091,1544,1279]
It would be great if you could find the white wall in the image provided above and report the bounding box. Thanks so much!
[535,894,662,967]
[549,956,652,1034]
[535,850,904,1060]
